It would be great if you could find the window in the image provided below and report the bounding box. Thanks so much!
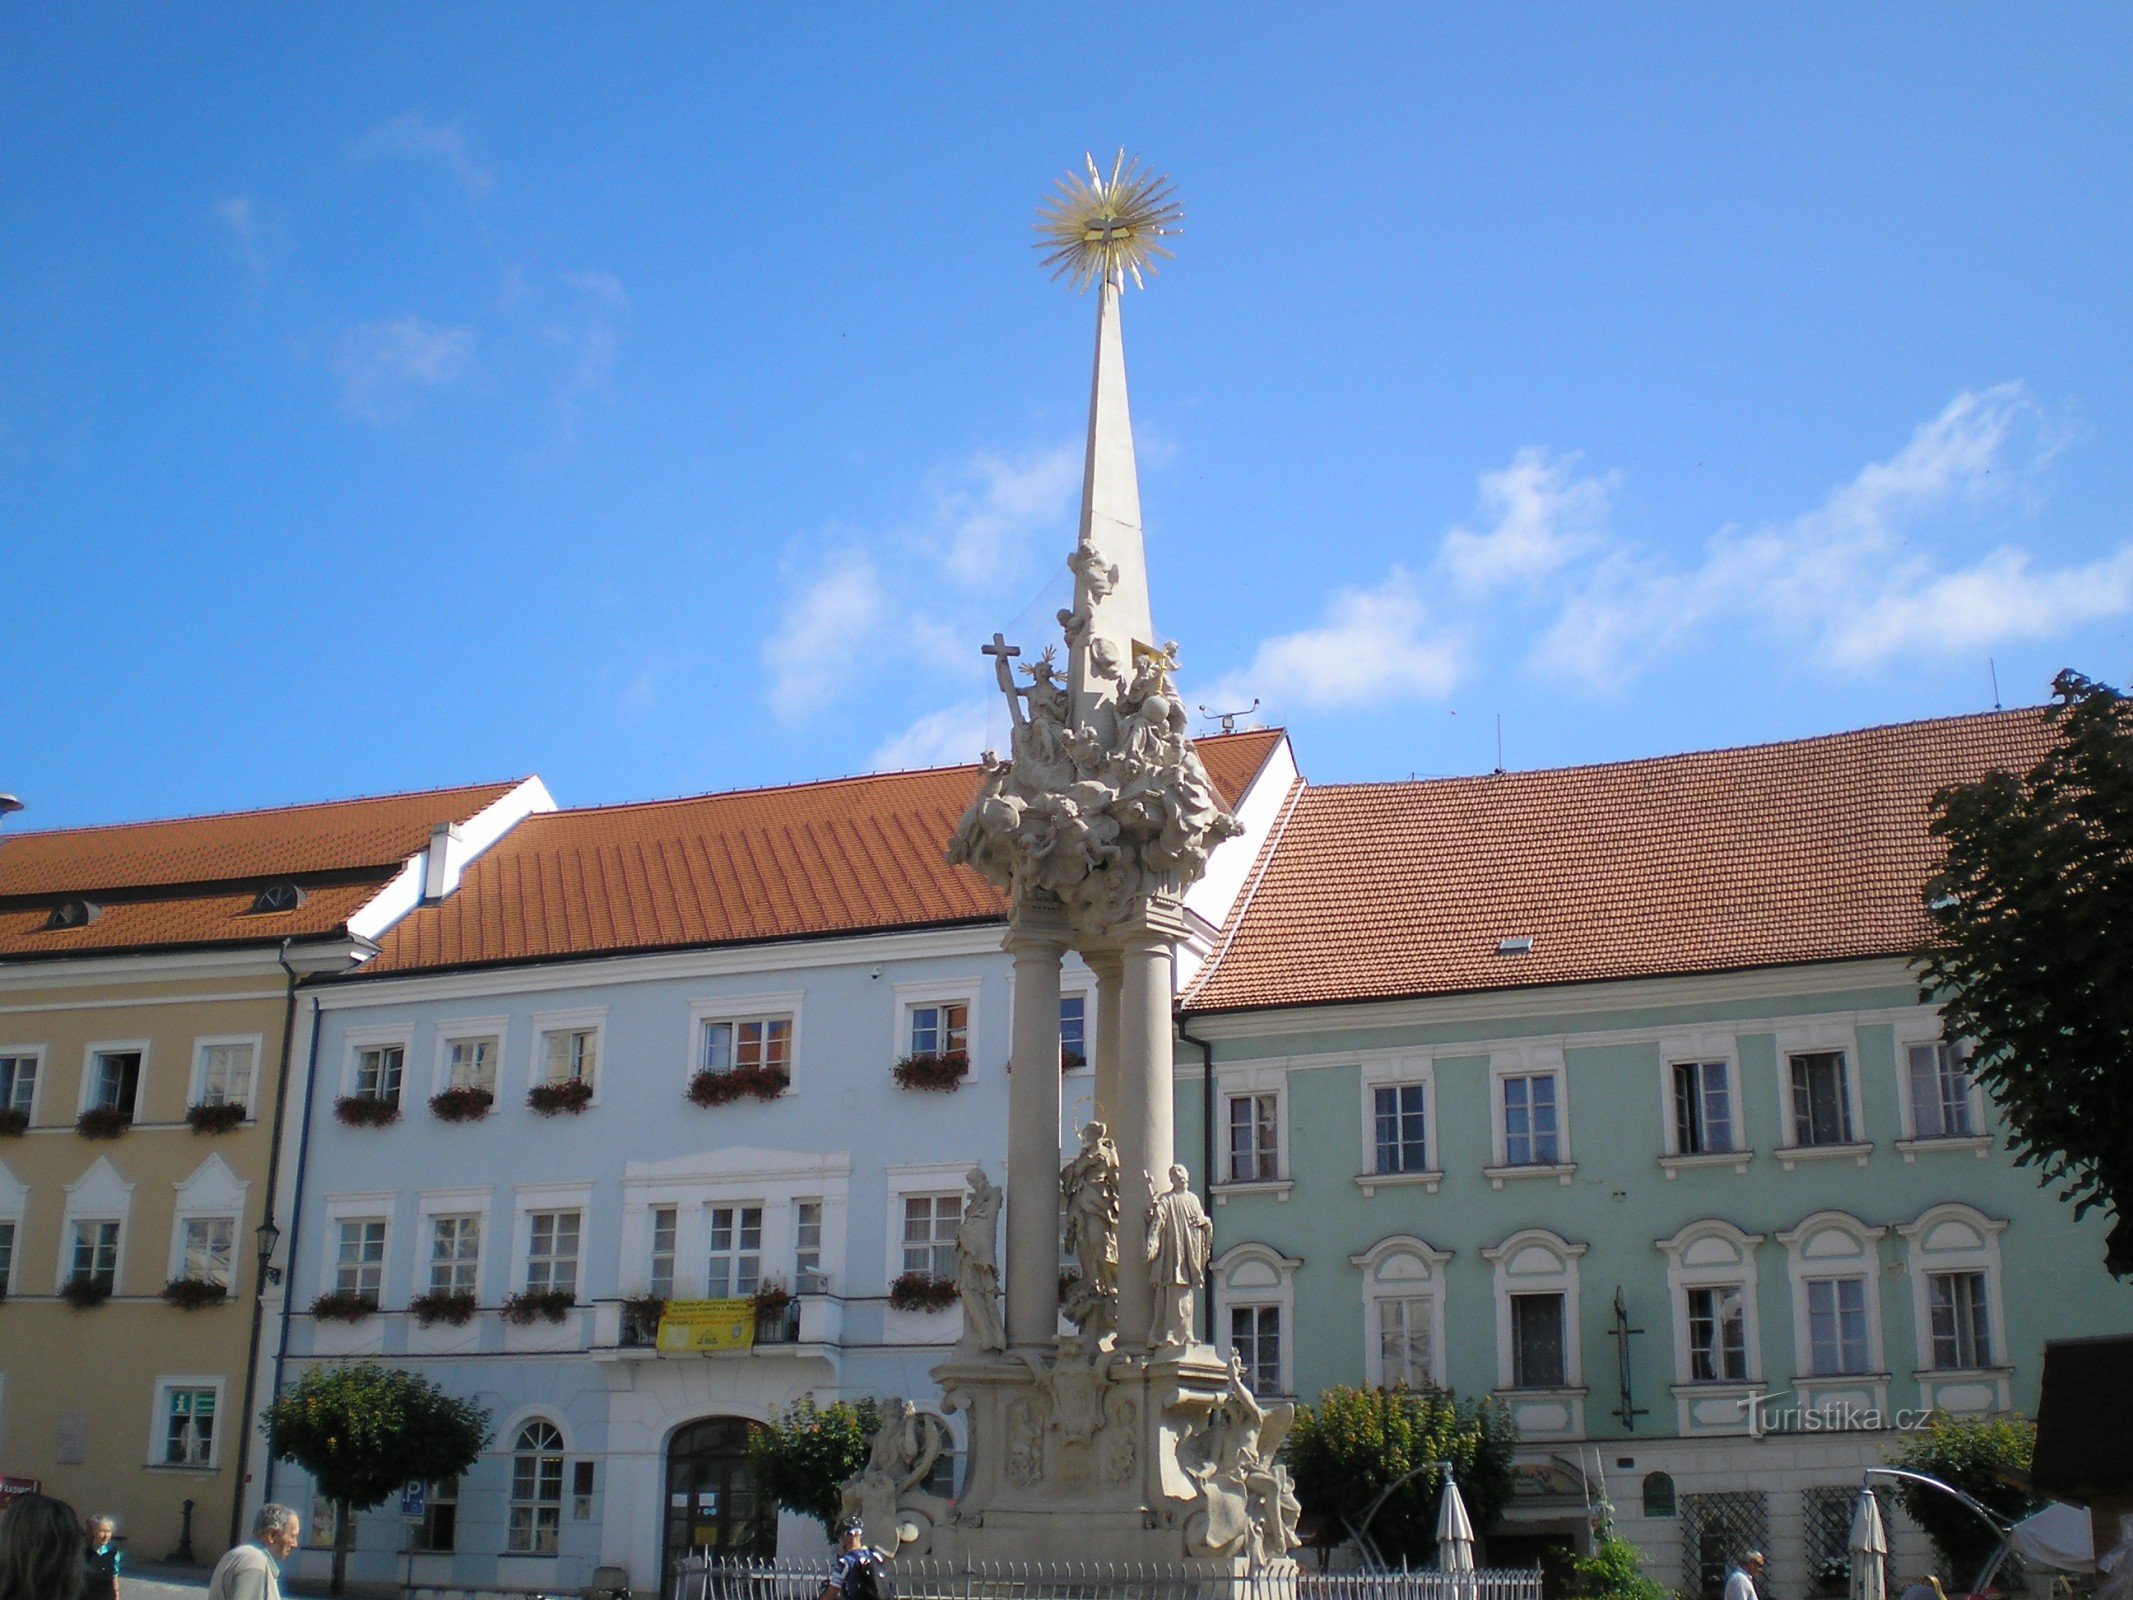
[414,1476,459,1553]
[1672,1061,1735,1154]
[902,1193,960,1280]
[1230,1303,1282,1395]
[1510,1293,1567,1387]
[1377,1297,1434,1387]
[706,1204,763,1298]
[1643,1472,1678,1518]
[0,1219,16,1294]
[180,1218,234,1289]
[1059,995,1087,1069]
[1357,1239,1449,1388]
[354,1044,404,1104]
[1686,1286,1748,1382]
[163,1386,217,1467]
[428,1216,481,1296]
[1806,1278,1870,1375]
[73,1221,120,1290]
[702,1017,791,1076]
[1227,1092,1279,1182]
[0,1054,38,1116]
[908,1002,968,1059]
[1928,1271,1993,1369]
[526,1211,581,1297]
[507,1421,566,1554]
[1907,1042,1976,1138]
[1789,1051,1855,1146]
[1502,1073,1560,1165]
[794,1200,825,1293]
[335,1220,386,1300]
[1373,1084,1428,1174]
[648,1206,677,1300]
[444,1036,497,1093]
[88,1050,143,1120]
[196,1042,256,1109]
[540,1029,597,1088]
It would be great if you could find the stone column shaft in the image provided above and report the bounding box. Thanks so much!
[1005,906,1069,1350]
[1088,948,1124,1129]
[1112,902,1185,1349]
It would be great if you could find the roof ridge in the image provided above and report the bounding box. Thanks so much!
[0,776,529,841]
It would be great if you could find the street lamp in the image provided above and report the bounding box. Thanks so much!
[254,1217,283,1286]
[0,795,23,826]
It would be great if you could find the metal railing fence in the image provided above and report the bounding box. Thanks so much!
[673,1556,1544,1600]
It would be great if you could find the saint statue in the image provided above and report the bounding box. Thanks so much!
[1145,1163,1212,1348]
[1060,1121,1121,1341]
[839,1396,946,1551]
[954,1167,1006,1354]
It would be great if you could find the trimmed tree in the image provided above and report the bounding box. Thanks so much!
[1285,1385,1518,1567]
[749,1396,880,1537]
[262,1364,491,1594]
[1887,1413,2039,1578]
[1921,670,2133,1277]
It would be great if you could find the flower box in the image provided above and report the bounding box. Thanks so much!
[161,1277,230,1310]
[891,1051,969,1092]
[75,1107,130,1139]
[429,1086,495,1123]
[752,1283,793,1314]
[0,1109,27,1137]
[1061,1049,1087,1071]
[311,1290,380,1322]
[333,1095,400,1129]
[186,1101,248,1135]
[410,1289,479,1327]
[526,1080,594,1116]
[502,1288,577,1325]
[61,1275,113,1310]
[887,1272,957,1312]
[686,1064,789,1107]
[622,1294,667,1346]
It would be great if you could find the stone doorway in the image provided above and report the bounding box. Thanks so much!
[662,1416,776,1583]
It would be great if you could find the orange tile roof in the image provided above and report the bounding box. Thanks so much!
[0,781,524,959]
[364,731,1285,975]
[1183,710,2053,1014]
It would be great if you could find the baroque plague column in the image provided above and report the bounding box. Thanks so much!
[844,155,1301,1571]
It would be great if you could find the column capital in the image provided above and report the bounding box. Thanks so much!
[1004,893,1072,950]
[1111,894,1189,948]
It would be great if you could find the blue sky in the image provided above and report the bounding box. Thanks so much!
[5,8,2130,830]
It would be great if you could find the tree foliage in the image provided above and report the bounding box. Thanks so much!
[749,1396,880,1537]
[1887,1413,2038,1577]
[1285,1385,1518,1567]
[1921,670,2133,1277]
[263,1364,491,1594]
[1564,1537,1671,1600]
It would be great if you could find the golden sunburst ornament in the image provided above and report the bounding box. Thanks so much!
[1035,150,1183,292]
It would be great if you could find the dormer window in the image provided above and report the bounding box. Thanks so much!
[250,882,306,915]
[46,899,100,931]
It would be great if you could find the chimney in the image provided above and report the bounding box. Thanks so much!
[421,822,464,903]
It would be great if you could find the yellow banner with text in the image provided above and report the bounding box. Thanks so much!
[656,1298,757,1353]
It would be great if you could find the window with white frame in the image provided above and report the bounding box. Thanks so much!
[1484,1228,1585,1394]
[707,1204,763,1298]
[1806,1278,1871,1375]
[648,1206,677,1299]
[701,1016,792,1078]
[72,1220,121,1290]
[159,1383,218,1467]
[907,1001,969,1060]
[1227,1092,1279,1182]
[335,1219,386,1300]
[1060,994,1088,1069]
[428,1215,481,1296]
[525,1211,581,1297]
[902,1193,960,1280]
[794,1199,826,1293]
[1376,1297,1433,1386]
[1900,1204,2006,1380]
[1355,1236,1449,1389]
[507,1419,566,1554]
[1373,1083,1429,1174]
[1788,1051,1856,1146]
[1510,1294,1567,1387]
[538,1027,598,1089]
[413,1475,459,1552]
[1927,1271,1993,1369]
[1671,1060,1736,1154]
[1779,1212,1887,1385]
[442,1033,499,1094]
[1906,1041,1978,1139]
[1230,1304,1282,1396]
[179,1217,235,1289]
[0,1052,39,1118]
[1660,1221,1763,1391]
[1502,1073,1561,1165]
[1215,1243,1299,1396]
[87,1049,143,1121]
[194,1041,256,1110]
[353,1043,404,1104]
[1686,1287,1748,1382]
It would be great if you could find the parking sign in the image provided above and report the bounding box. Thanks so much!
[399,1481,427,1523]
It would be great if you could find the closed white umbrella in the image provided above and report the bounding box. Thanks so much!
[1851,1490,1890,1600]
[1437,1475,1477,1574]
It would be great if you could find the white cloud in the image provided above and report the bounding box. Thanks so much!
[925,445,1081,587]
[211,194,285,283]
[348,111,494,194]
[869,700,997,772]
[329,317,477,422]
[1206,568,1462,713]
[1439,448,1614,593]
[762,550,886,723]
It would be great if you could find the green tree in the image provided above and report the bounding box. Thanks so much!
[1564,1537,1672,1600]
[749,1396,880,1537]
[1922,670,2133,1277]
[1285,1385,1518,1567]
[1887,1414,2038,1578]
[262,1364,491,1595]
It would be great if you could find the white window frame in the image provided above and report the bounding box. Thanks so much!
[78,1038,152,1118]
[341,1024,414,1102]
[1656,1029,1752,1175]
[882,1160,976,1288]
[1212,1060,1293,1197]
[620,1150,851,1303]
[1777,1209,1890,1405]
[417,1188,493,1300]
[1891,1016,1992,1158]
[1213,1241,1301,1398]
[187,1034,263,1117]
[1357,1053,1441,1195]
[58,1157,134,1294]
[432,1018,509,1096]
[1486,1043,1574,1185]
[704,1200,768,1299]
[687,991,805,1092]
[503,1412,569,1555]
[511,1182,593,1296]
[1775,1023,1871,1167]
[0,1161,25,1298]
[891,981,982,1077]
[0,1045,47,1123]
[529,1007,607,1103]
[318,1192,396,1303]
[1483,1226,1586,1392]
[1057,979,1095,1073]
[167,1153,249,1289]
[1351,1234,1451,1388]
[1656,1219,1763,1434]
[1899,1203,2010,1401]
[147,1375,226,1470]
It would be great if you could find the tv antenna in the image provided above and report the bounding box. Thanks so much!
[1199,700,1258,735]
[1989,658,2002,712]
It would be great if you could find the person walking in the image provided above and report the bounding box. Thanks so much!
[1725,1551,1769,1600]
[820,1517,886,1600]
[0,1490,87,1600]
[206,1504,300,1600]
[82,1514,122,1600]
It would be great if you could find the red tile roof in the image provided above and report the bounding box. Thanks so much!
[0,781,524,958]
[364,731,1286,974]
[1183,710,2053,1014]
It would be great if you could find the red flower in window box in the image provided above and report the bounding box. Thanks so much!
[161,1277,230,1310]
[501,1288,576,1325]
[410,1289,479,1326]
[621,1294,667,1346]
[60,1275,112,1310]
[887,1272,958,1312]
[891,1051,969,1092]
[310,1290,379,1322]
[686,1065,788,1107]
[429,1087,495,1123]
[185,1102,247,1135]
[333,1095,400,1128]
[75,1107,131,1139]
[526,1080,594,1116]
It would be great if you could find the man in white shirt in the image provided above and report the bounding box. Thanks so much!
[1724,1551,1768,1600]
[206,1503,300,1600]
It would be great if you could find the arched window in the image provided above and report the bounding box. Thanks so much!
[1657,1220,1764,1412]
[1212,1243,1300,1397]
[1481,1227,1587,1440]
[1642,1471,1677,1518]
[1351,1235,1450,1389]
[1898,1203,2010,1413]
[508,1420,565,1555]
